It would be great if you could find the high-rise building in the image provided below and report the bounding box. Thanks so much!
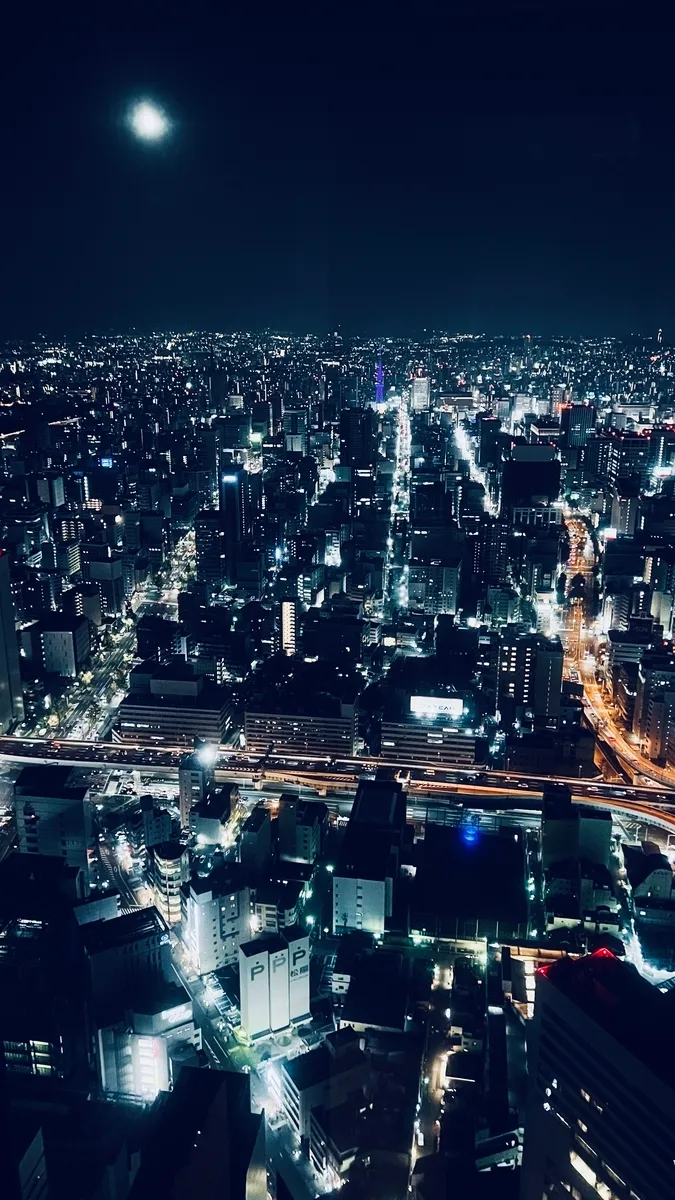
[279,597,297,655]
[0,548,24,732]
[560,402,596,448]
[498,632,563,725]
[282,408,309,455]
[610,476,642,539]
[97,982,198,1102]
[466,515,508,588]
[411,374,430,412]
[82,907,172,1010]
[195,510,226,592]
[13,766,91,890]
[181,864,252,975]
[218,465,261,583]
[277,793,325,865]
[339,408,378,469]
[149,842,189,926]
[178,749,215,829]
[522,949,675,1200]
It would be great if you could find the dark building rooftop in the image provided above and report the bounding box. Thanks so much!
[80,906,168,955]
[128,1067,262,1200]
[538,948,675,1086]
[14,765,87,800]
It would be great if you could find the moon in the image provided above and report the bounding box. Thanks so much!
[129,100,170,142]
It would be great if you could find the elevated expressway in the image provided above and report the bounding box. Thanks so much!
[2,737,675,838]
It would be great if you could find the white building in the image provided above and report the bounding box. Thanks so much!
[280,598,297,655]
[238,926,310,1039]
[13,765,91,890]
[181,867,252,976]
[281,1028,368,1141]
[178,750,215,829]
[332,866,391,938]
[97,983,199,1102]
[411,375,430,412]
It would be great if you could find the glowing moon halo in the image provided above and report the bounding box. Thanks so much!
[129,101,170,141]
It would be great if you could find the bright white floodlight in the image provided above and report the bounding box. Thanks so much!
[197,744,218,768]
[129,101,170,142]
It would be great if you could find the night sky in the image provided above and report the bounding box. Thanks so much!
[1,28,672,339]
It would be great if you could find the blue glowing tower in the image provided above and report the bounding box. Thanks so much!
[375,351,384,406]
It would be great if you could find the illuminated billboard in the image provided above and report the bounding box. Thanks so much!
[410,695,463,720]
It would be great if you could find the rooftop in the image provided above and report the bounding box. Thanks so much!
[283,1032,366,1092]
[81,906,168,955]
[239,932,287,959]
[538,948,675,1086]
[14,764,87,800]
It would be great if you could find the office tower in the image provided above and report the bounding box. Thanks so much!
[611,476,642,538]
[0,856,89,1086]
[13,766,91,891]
[501,447,561,513]
[332,780,405,937]
[521,949,675,1200]
[82,908,173,1009]
[218,466,261,584]
[239,805,272,874]
[560,402,596,448]
[178,750,215,829]
[277,793,325,864]
[284,1029,368,1144]
[476,414,502,467]
[81,544,125,615]
[279,597,297,655]
[541,784,612,869]
[339,408,378,469]
[116,661,232,747]
[411,374,430,412]
[39,614,90,677]
[238,926,310,1038]
[533,635,565,722]
[466,515,508,587]
[282,407,308,455]
[632,651,675,741]
[149,842,189,926]
[407,558,461,616]
[195,509,226,591]
[0,548,24,731]
[498,632,563,725]
[374,352,384,405]
[586,431,651,488]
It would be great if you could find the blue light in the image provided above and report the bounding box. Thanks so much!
[461,825,478,845]
[99,456,113,469]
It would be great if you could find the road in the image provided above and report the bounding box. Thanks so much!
[19,531,195,744]
[582,662,675,788]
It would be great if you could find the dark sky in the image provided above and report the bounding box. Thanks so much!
[1,26,672,339]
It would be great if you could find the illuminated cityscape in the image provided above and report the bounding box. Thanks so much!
[2,31,675,1200]
[0,329,674,1199]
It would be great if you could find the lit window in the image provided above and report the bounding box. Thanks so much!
[570,1150,596,1188]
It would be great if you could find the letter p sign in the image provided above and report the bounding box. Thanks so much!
[251,962,264,981]
[292,947,307,968]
